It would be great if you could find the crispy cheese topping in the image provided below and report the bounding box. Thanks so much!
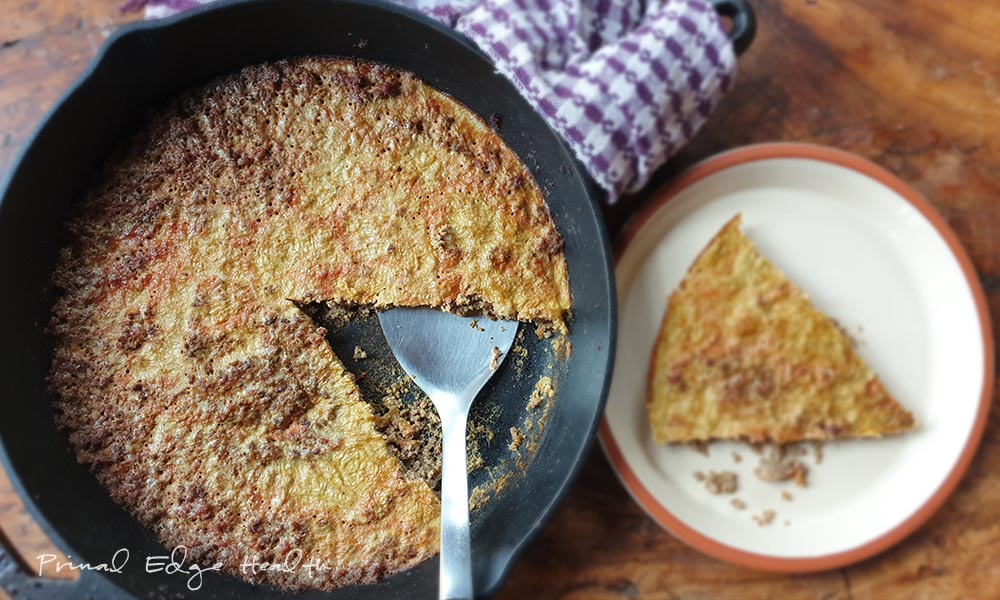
[49,58,570,590]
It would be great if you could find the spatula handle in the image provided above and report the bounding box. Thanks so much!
[438,400,473,600]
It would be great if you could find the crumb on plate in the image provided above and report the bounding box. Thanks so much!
[705,470,738,495]
[753,509,776,527]
[690,441,710,456]
[754,444,809,487]
[812,441,824,465]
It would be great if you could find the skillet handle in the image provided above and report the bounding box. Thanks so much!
[711,0,757,55]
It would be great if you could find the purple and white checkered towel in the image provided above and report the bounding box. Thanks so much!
[139,0,736,201]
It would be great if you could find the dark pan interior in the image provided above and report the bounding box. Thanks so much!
[0,0,615,598]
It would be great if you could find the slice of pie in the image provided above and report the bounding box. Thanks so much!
[647,214,916,444]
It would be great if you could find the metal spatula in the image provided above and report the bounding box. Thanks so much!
[378,307,518,600]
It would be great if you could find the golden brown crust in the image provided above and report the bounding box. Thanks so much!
[646,215,916,444]
[48,58,570,590]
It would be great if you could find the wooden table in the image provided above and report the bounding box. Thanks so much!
[2,1,1000,597]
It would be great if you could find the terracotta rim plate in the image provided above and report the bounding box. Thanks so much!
[599,143,994,572]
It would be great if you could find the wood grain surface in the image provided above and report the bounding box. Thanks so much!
[2,1,1000,598]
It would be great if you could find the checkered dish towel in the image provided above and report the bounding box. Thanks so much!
[141,0,736,201]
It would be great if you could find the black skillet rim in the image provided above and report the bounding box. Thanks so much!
[0,0,617,597]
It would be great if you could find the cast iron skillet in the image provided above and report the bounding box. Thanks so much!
[0,0,753,597]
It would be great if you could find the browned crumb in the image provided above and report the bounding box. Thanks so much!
[508,427,524,452]
[754,444,809,488]
[312,302,376,328]
[705,471,738,495]
[812,441,824,465]
[731,451,743,464]
[551,335,573,361]
[753,509,776,527]
[353,345,368,360]
[466,451,484,472]
[373,385,442,489]
[792,464,808,487]
[535,322,558,339]
[783,520,791,527]
[469,319,484,332]
[465,407,491,470]
[693,470,706,482]
[470,470,516,512]
[527,376,554,410]
[792,463,809,487]
[469,486,489,511]
[730,498,747,510]
[490,346,502,370]
[690,441,710,456]
[780,490,793,502]
[467,420,496,447]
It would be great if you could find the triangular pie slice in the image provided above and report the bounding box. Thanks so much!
[647,214,916,444]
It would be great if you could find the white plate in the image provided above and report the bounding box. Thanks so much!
[600,144,993,571]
